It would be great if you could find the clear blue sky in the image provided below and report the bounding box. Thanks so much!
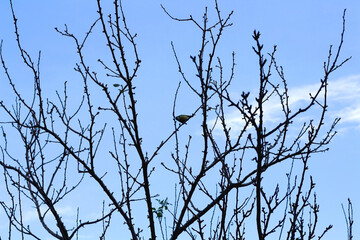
[0,1,359,239]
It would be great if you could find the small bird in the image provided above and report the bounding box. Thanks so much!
[175,114,192,124]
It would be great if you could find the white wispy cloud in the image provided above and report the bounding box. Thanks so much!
[23,205,74,222]
[282,74,360,125]
[214,74,360,135]
[327,75,360,124]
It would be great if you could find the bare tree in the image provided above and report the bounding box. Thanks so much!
[0,0,351,239]
[342,199,354,240]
